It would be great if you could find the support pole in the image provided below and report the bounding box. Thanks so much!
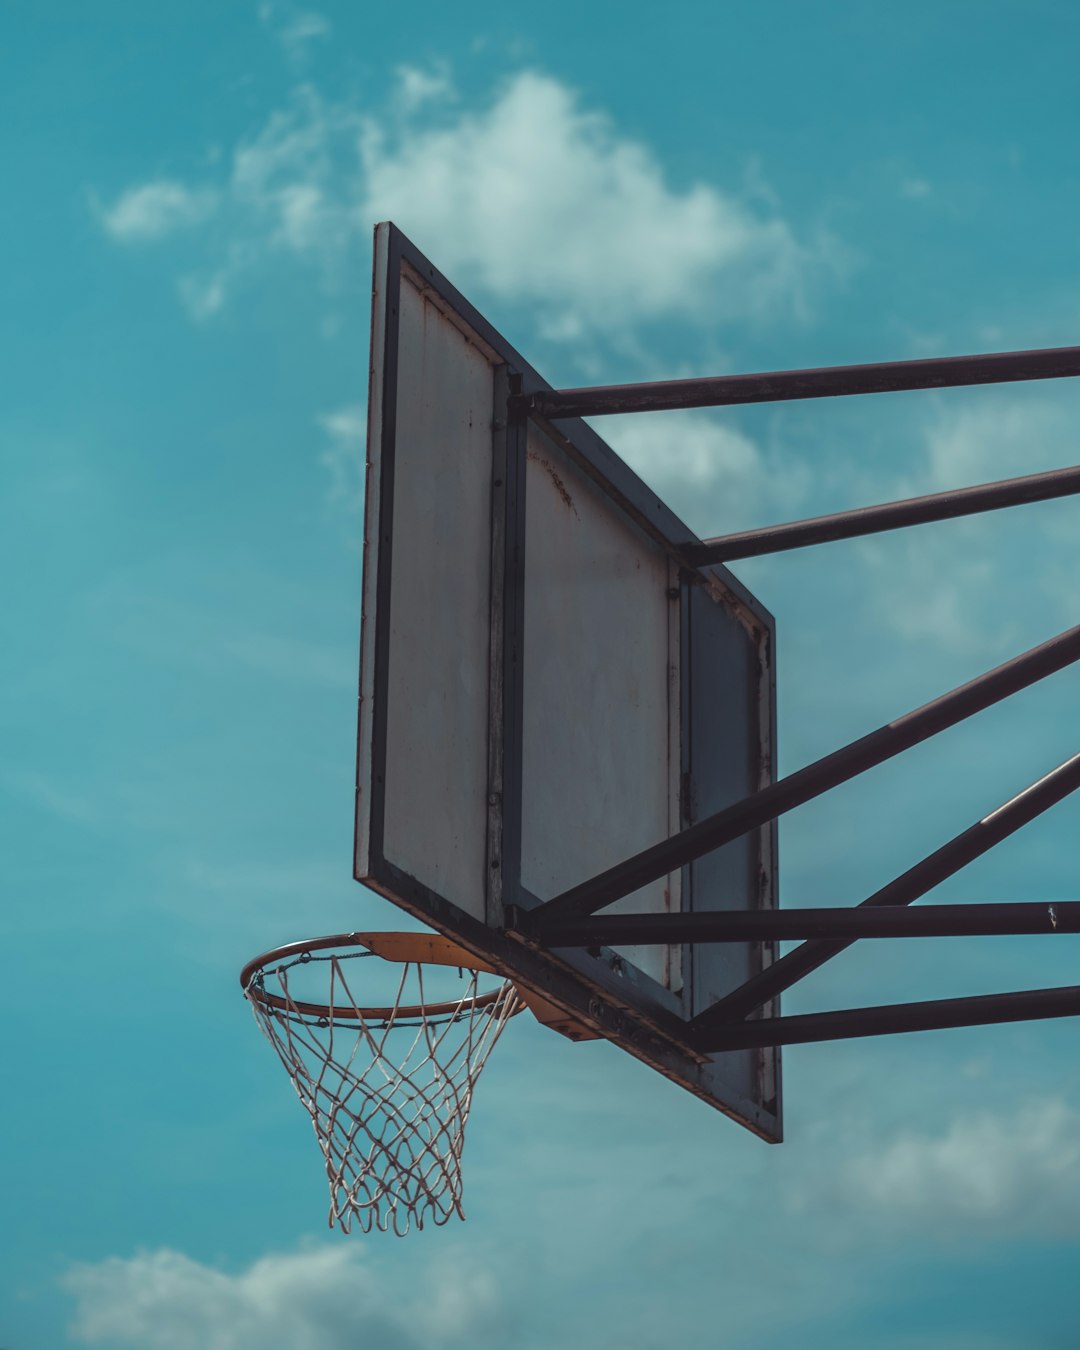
[526,625,1080,928]
[534,901,1080,946]
[685,464,1080,563]
[695,985,1080,1051]
[692,750,1080,1029]
[513,346,1080,420]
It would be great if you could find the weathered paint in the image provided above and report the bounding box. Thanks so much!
[520,422,678,990]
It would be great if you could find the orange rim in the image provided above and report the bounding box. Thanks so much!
[241,931,520,1024]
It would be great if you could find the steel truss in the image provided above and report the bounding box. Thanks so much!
[510,345,1080,1051]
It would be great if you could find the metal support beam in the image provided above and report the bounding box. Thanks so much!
[511,345,1080,421]
[692,749,1080,1028]
[685,464,1080,563]
[526,624,1080,928]
[534,901,1080,946]
[695,985,1080,1051]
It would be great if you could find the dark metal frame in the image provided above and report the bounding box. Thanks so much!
[525,625,1080,924]
[686,464,1080,563]
[532,898,1080,945]
[510,346,1080,419]
[513,346,1080,1052]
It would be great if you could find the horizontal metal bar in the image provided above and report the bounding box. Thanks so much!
[512,345,1080,420]
[538,902,1080,946]
[693,749,1080,1028]
[686,464,1080,563]
[528,621,1080,927]
[696,984,1080,1051]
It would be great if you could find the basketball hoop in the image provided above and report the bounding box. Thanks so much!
[241,932,524,1235]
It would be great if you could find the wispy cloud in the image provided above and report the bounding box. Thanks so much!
[602,409,811,535]
[920,399,1077,491]
[178,268,229,320]
[395,61,454,114]
[281,11,330,47]
[96,67,841,343]
[854,394,1080,658]
[825,1098,1080,1234]
[258,1,331,63]
[64,1244,504,1350]
[227,85,359,266]
[98,180,218,241]
[318,403,365,513]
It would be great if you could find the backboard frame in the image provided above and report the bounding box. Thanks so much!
[356,222,782,1141]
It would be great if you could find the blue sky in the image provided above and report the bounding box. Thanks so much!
[5,2,1080,1346]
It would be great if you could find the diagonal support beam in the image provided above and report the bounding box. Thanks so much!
[511,345,1080,420]
[526,624,1080,929]
[684,464,1080,563]
[693,749,1080,1029]
[693,985,1080,1052]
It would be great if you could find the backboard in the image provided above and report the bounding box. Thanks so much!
[356,222,782,1141]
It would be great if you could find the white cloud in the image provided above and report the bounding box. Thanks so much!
[99,180,218,241]
[178,269,228,320]
[98,70,838,339]
[857,529,1000,656]
[63,1058,1080,1350]
[601,409,809,536]
[360,71,831,333]
[854,394,1080,656]
[224,85,361,270]
[395,62,454,114]
[820,1098,1080,1234]
[282,11,330,47]
[258,2,331,61]
[921,398,1075,491]
[64,1245,502,1350]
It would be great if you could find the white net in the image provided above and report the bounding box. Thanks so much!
[244,945,522,1235]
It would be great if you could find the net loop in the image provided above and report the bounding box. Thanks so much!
[243,934,522,1235]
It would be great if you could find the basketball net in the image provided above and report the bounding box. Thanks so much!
[242,934,523,1235]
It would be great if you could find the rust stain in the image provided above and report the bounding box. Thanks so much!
[528,449,580,518]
